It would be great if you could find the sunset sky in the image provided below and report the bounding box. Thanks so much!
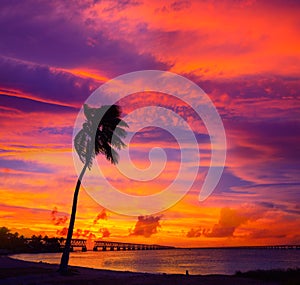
[0,0,299,247]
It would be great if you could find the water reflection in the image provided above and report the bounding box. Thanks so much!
[12,248,300,275]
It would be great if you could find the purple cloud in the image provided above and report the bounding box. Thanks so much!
[0,93,77,114]
[0,56,99,105]
[0,158,54,174]
[0,1,170,76]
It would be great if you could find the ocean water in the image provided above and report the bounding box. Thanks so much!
[12,248,300,275]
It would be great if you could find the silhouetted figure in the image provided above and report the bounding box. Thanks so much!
[59,104,128,274]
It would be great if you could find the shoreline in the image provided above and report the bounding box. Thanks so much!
[0,255,279,285]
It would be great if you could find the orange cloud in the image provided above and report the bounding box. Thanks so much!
[99,228,110,238]
[56,227,68,237]
[88,0,300,78]
[93,209,108,224]
[50,207,68,226]
[130,215,162,238]
[186,228,202,238]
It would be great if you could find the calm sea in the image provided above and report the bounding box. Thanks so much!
[11,248,300,275]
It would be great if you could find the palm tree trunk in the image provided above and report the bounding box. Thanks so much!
[58,162,88,274]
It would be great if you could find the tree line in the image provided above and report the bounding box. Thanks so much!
[0,226,63,254]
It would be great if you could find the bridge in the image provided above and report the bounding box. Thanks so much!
[59,239,87,252]
[93,240,174,251]
[58,239,174,252]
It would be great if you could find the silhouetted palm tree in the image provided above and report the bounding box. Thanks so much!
[59,104,128,274]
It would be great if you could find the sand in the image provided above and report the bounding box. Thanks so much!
[0,255,278,285]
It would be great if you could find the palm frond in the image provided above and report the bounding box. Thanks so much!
[74,129,88,164]
[74,129,94,169]
[113,126,127,138]
[75,104,128,167]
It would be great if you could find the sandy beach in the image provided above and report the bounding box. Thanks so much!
[0,255,279,285]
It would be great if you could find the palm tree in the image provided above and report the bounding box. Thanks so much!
[59,104,128,274]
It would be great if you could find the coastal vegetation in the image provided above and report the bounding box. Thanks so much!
[0,226,62,254]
